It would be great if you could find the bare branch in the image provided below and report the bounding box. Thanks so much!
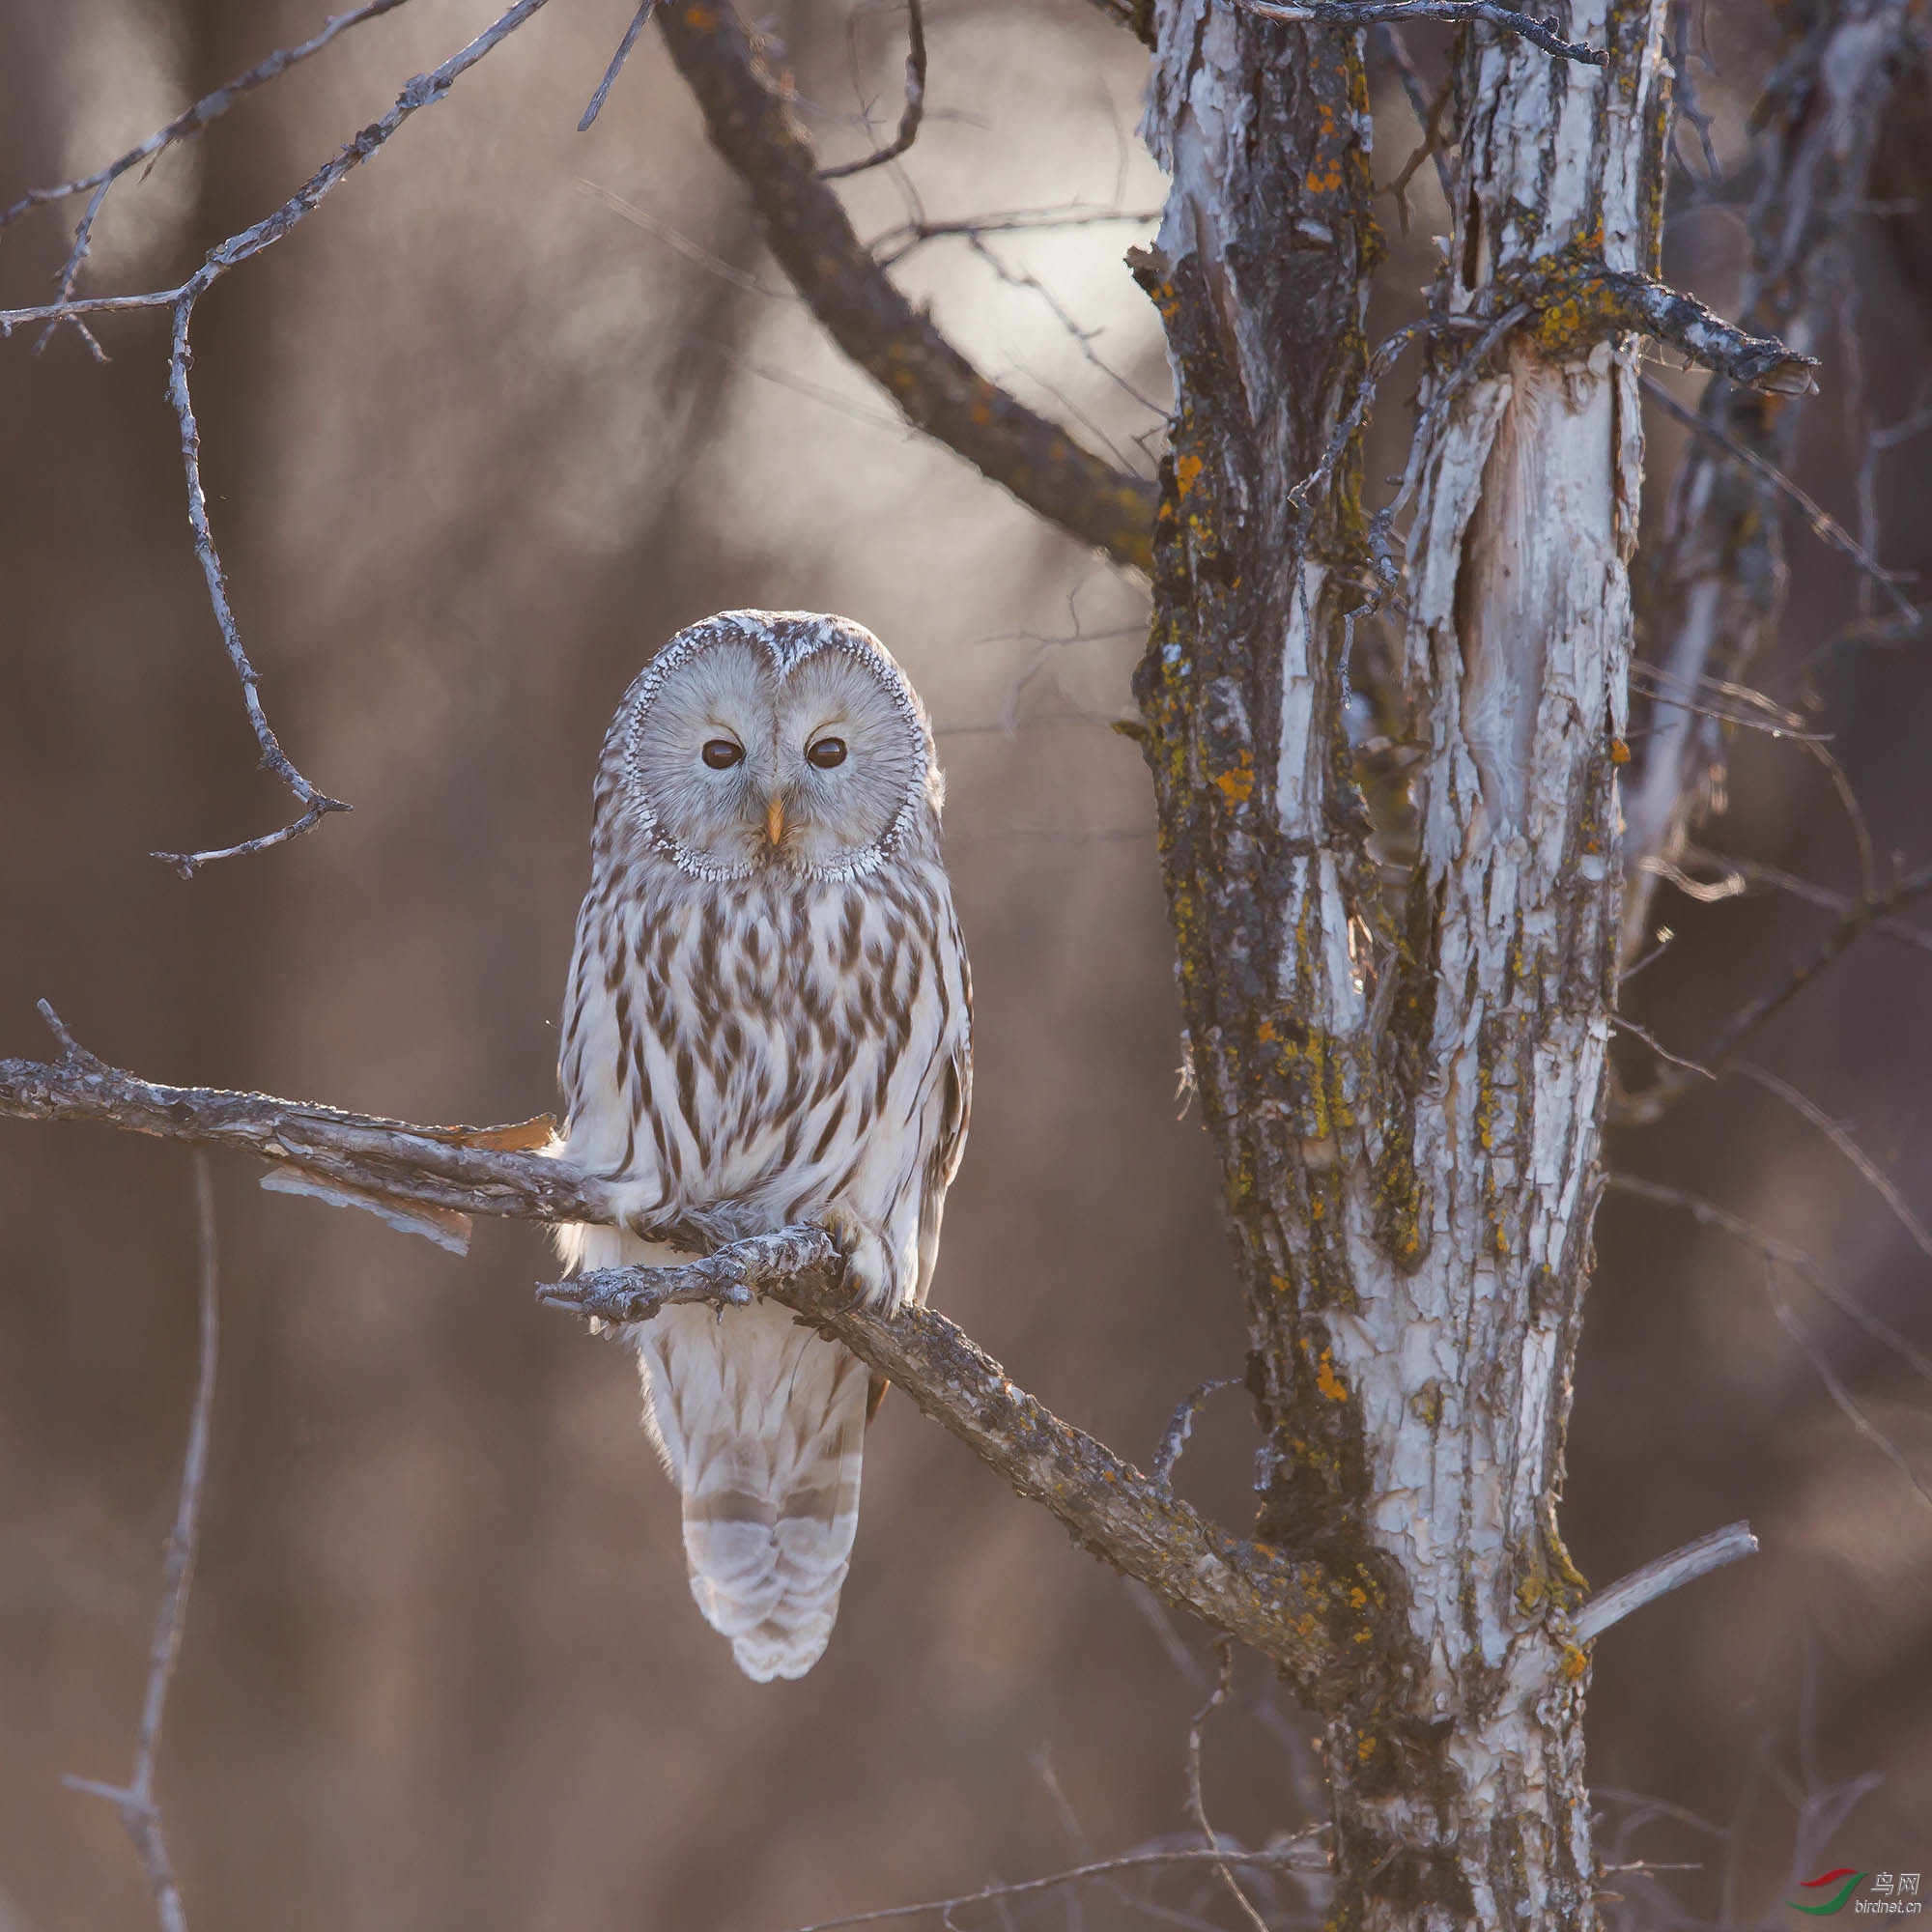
[541,1233,1351,1682]
[63,1154,220,1932]
[1229,0,1608,66]
[1620,858,1932,1121]
[1640,374,1916,621]
[1572,1521,1757,1643]
[152,301,350,875]
[1182,1639,1271,1932]
[578,0,658,132]
[1760,1255,1932,1516]
[655,0,1157,568]
[1152,1377,1240,1485]
[1,1023,1359,1689]
[773,1846,1322,1932]
[1,0,556,870]
[1609,1175,1932,1516]
[1520,264,1817,393]
[1674,845,1932,959]
[869,204,1160,270]
[819,0,926,180]
[1730,1062,1932,1269]
[2,0,416,332]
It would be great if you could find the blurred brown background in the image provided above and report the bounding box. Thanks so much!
[1,3,1928,1927]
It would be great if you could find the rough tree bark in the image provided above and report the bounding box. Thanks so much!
[1136,5,1671,1927]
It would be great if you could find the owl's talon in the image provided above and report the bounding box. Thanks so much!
[819,1208,898,1315]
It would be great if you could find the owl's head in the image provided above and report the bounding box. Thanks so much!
[598,611,942,882]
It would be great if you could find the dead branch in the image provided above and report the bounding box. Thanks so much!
[819,0,926,180]
[868,204,1161,270]
[1152,1377,1240,1485]
[1618,857,1932,1121]
[542,1233,1351,1682]
[1515,262,1818,393]
[1606,1173,1932,1389]
[1639,374,1914,619]
[655,0,1157,569]
[1673,845,1932,959]
[63,1156,220,1932]
[578,1,658,131]
[0,1018,1360,1691]
[1180,1638,1270,1932]
[1619,0,1919,963]
[775,1845,1323,1932]
[0,0,556,871]
[2,0,415,350]
[1572,1521,1757,1644]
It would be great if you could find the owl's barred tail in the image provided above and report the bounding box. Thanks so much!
[636,1301,869,1682]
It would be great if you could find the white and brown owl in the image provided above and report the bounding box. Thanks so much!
[554,611,972,1680]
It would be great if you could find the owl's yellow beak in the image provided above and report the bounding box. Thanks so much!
[764,796,787,846]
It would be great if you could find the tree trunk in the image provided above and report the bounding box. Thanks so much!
[1138,8,1668,1928]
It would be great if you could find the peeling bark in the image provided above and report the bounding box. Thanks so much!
[1137,4,1669,1926]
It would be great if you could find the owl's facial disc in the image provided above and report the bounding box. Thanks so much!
[631,635,923,876]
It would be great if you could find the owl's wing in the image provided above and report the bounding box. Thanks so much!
[866,947,972,1422]
[914,1033,972,1308]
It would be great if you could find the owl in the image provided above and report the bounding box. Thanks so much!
[554,611,972,1681]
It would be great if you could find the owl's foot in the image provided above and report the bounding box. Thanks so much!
[819,1207,902,1315]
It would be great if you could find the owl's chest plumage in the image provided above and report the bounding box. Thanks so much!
[558,855,959,1238]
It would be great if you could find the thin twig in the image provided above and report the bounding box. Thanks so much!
[579,0,658,131]
[1229,0,1607,65]
[1152,1378,1240,1485]
[1674,845,1932,959]
[1640,373,1917,622]
[1374,25,1454,207]
[1623,859,1932,1120]
[773,1846,1321,1932]
[1760,1256,1932,1516]
[1573,1521,1756,1642]
[1182,1638,1271,1932]
[1605,1173,1932,1389]
[2,0,556,872]
[1730,1062,1932,1268]
[5,0,415,347]
[820,0,926,179]
[870,204,1161,269]
[151,305,350,875]
[576,178,790,298]
[63,1155,220,1932]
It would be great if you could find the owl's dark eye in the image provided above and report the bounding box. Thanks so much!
[806,736,847,771]
[701,738,744,770]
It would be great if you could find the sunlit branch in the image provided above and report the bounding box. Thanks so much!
[655,0,1158,569]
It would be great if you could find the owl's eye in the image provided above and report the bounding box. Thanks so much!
[806,736,847,770]
[701,738,745,770]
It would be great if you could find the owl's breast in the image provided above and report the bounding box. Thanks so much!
[559,864,956,1235]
